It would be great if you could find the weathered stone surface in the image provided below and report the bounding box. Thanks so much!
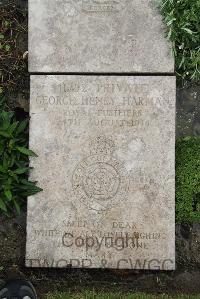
[26,75,176,270]
[29,0,174,73]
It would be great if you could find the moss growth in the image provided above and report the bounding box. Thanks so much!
[176,137,200,222]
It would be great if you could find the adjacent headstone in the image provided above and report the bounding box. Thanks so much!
[26,75,176,270]
[29,0,174,73]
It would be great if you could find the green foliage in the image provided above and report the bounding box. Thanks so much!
[0,108,42,216]
[160,0,200,86]
[176,137,200,223]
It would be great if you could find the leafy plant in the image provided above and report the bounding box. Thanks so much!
[176,137,200,222]
[160,0,200,86]
[0,109,42,216]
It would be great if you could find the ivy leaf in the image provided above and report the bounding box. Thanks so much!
[8,121,19,134]
[16,147,38,157]
[15,119,28,135]
[0,130,11,138]
[4,190,12,201]
[13,199,21,215]
[3,153,9,169]
[0,165,6,173]
[14,168,29,174]
[0,198,7,212]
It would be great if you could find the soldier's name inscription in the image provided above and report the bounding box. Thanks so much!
[33,80,173,131]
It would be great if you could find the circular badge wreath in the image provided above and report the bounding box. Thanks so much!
[72,136,130,212]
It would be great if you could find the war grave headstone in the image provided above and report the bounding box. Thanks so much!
[28,0,174,73]
[26,0,176,270]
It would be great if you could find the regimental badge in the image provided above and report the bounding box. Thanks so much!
[72,136,130,212]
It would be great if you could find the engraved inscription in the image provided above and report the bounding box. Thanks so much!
[70,0,123,14]
[83,162,120,200]
[72,136,130,211]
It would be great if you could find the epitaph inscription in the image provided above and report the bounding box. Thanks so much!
[26,75,176,270]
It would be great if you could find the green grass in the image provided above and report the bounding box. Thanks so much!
[176,137,200,222]
[160,0,200,86]
[45,291,200,299]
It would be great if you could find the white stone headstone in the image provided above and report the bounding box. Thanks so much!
[28,0,174,73]
[26,75,176,270]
